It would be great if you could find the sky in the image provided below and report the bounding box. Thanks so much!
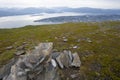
[0,0,120,9]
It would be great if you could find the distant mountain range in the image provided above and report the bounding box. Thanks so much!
[0,7,58,17]
[0,7,120,17]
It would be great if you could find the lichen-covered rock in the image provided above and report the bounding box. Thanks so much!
[63,50,72,68]
[71,52,81,68]
[56,50,73,68]
[34,42,53,56]
[56,53,64,69]
[3,43,55,80]
[51,52,60,59]
[44,62,60,80]
[3,64,27,80]
[0,58,17,80]
[2,42,81,80]
[64,50,73,66]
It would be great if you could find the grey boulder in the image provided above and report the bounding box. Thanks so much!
[71,52,81,68]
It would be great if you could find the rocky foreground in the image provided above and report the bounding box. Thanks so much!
[0,43,81,80]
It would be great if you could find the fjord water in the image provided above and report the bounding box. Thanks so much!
[0,12,84,29]
[1,12,120,29]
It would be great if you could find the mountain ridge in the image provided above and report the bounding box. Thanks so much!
[0,7,120,17]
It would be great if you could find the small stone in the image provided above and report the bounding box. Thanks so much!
[55,37,58,39]
[6,46,13,50]
[23,42,27,44]
[73,46,78,49]
[63,39,68,42]
[15,50,25,56]
[17,45,25,51]
[62,37,66,39]
[88,40,92,43]
[86,38,92,43]
[71,74,77,79]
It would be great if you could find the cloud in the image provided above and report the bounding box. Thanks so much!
[0,0,119,9]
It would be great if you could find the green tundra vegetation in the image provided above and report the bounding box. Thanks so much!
[0,21,120,79]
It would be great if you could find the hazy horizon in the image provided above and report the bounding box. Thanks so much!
[0,0,120,9]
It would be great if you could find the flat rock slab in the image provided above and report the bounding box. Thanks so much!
[71,53,81,68]
[56,53,64,69]
[34,42,53,56]
[15,50,25,56]
[56,50,73,69]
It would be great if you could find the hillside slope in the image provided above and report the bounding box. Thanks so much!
[0,21,120,79]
